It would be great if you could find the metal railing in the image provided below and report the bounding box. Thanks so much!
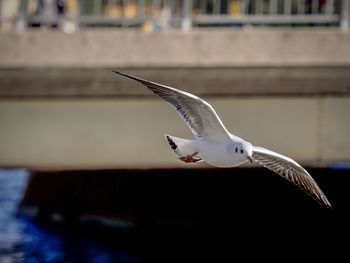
[0,0,349,31]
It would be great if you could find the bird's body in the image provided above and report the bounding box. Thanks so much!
[114,71,332,208]
[175,135,248,168]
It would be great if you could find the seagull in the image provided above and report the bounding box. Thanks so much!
[113,71,332,209]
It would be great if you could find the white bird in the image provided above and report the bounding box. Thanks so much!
[113,71,332,209]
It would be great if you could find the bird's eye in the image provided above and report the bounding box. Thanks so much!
[235,147,238,153]
[240,149,244,154]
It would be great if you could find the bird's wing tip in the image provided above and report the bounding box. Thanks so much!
[112,70,122,75]
[324,200,333,209]
[112,70,142,82]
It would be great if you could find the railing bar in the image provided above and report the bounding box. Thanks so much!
[121,0,128,27]
[182,0,193,31]
[120,0,124,18]
[269,0,278,14]
[137,0,143,15]
[43,0,55,25]
[8,0,348,30]
[243,0,249,15]
[254,0,262,14]
[162,0,171,27]
[298,0,305,14]
[93,0,102,15]
[193,13,340,24]
[112,0,116,8]
[326,0,334,15]
[341,0,349,30]
[213,0,218,14]
[200,0,206,14]
[16,0,29,30]
[153,0,161,16]
[227,0,231,14]
[284,0,291,15]
[312,0,319,14]
[171,0,177,16]
[171,0,176,16]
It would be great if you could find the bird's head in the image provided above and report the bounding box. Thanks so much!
[235,141,253,163]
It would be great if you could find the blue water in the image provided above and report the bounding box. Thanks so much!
[0,169,141,263]
[328,163,350,170]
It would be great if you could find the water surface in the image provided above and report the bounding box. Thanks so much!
[0,169,141,263]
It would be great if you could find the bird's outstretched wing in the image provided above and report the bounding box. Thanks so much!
[252,146,332,208]
[113,71,230,139]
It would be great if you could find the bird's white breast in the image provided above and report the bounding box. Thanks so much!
[192,138,247,168]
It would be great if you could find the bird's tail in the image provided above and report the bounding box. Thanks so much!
[165,134,200,160]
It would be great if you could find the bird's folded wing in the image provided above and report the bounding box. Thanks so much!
[113,71,230,139]
[252,146,331,208]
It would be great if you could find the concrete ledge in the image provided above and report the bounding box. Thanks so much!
[0,28,350,68]
[0,67,350,98]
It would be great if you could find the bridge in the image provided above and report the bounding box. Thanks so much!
[0,0,349,169]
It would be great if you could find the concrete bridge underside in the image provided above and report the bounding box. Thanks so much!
[0,29,349,169]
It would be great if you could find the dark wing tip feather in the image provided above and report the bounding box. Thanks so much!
[113,70,172,95]
[113,70,148,85]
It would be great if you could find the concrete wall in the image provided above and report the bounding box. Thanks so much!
[0,28,350,67]
[0,28,349,169]
[0,97,349,169]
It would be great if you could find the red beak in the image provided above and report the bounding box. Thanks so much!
[246,156,253,163]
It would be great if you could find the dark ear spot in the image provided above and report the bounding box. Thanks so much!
[240,149,244,154]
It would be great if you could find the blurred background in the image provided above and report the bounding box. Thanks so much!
[0,0,350,262]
